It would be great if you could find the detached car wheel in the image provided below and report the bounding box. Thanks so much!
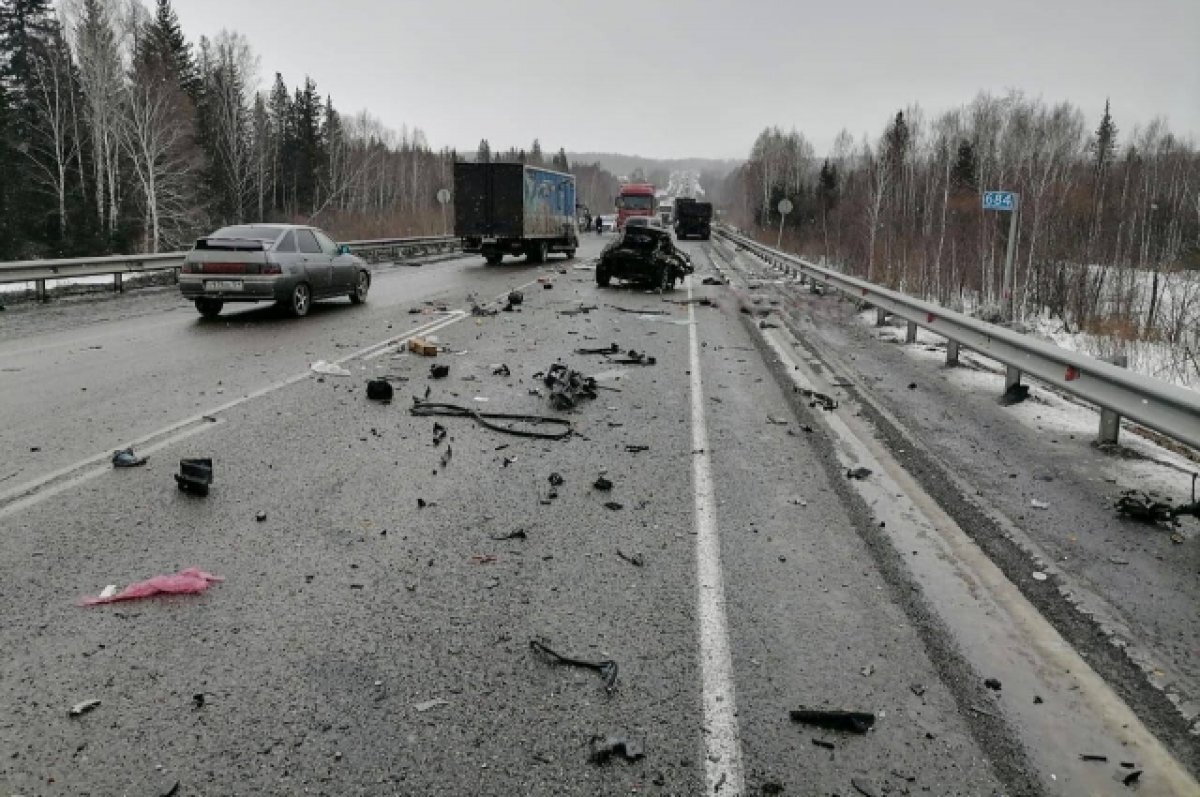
[349,271,370,304]
[283,282,311,317]
[195,298,223,318]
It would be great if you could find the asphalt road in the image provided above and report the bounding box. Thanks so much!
[0,234,1194,795]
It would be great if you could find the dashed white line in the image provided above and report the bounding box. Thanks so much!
[687,277,745,795]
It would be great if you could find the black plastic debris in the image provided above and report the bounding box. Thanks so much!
[759,320,780,329]
[493,364,511,377]
[811,738,835,750]
[530,639,618,693]
[1123,770,1142,786]
[111,447,147,468]
[543,363,598,410]
[548,472,565,487]
[984,678,1002,691]
[616,549,644,567]
[593,476,613,491]
[68,699,101,717]
[255,511,267,523]
[430,364,450,379]
[432,422,447,446]
[611,349,656,366]
[440,445,453,469]
[366,379,394,402]
[625,445,649,453]
[174,458,213,496]
[846,467,873,481]
[1079,754,1108,762]
[160,781,181,797]
[604,501,624,511]
[851,778,880,797]
[701,276,725,285]
[588,735,644,764]
[192,693,206,709]
[998,383,1030,406]
[508,290,524,306]
[411,400,574,440]
[490,529,527,541]
[789,708,876,734]
[471,303,497,317]
[577,343,621,356]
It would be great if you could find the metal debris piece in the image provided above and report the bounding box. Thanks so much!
[588,735,644,764]
[799,388,838,411]
[492,364,511,377]
[490,529,527,541]
[788,708,875,734]
[507,290,524,306]
[429,364,450,379]
[543,363,598,410]
[414,698,449,713]
[175,457,213,496]
[432,422,447,446]
[1115,476,1199,525]
[846,467,872,481]
[530,639,618,693]
[366,379,394,402]
[604,501,624,511]
[984,678,1002,691]
[548,472,565,487]
[593,476,613,491]
[616,549,644,567]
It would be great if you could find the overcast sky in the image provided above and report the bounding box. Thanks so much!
[173,0,1199,160]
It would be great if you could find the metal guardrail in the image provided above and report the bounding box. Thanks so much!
[715,227,1200,452]
[0,235,461,300]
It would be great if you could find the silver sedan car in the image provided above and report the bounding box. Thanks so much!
[179,224,371,318]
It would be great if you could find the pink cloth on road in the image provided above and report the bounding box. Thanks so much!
[80,567,224,606]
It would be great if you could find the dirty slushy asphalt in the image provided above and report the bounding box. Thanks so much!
[2,237,1016,794]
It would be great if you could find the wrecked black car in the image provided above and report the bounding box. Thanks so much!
[596,218,693,291]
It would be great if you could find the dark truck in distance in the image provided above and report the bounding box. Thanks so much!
[454,162,579,265]
[674,197,713,240]
[596,217,693,291]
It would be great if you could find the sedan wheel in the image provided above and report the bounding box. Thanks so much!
[195,298,223,318]
[287,283,311,317]
[349,271,369,304]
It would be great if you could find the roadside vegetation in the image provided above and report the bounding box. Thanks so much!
[723,94,1200,386]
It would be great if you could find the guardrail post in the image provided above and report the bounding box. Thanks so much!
[1098,355,1128,445]
[36,278,47,301]
[875,308,887,326]
[946,339,960,367]
[1005,365,1021,392]
[113,272,123,293]
[906,320,918,343]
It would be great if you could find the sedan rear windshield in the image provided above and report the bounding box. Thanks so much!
[196,226,284,250]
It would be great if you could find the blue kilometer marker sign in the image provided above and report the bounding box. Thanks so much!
[982,191,1017,211]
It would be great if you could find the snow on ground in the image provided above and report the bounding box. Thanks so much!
[0,272,173,300]
[861,310,1200,508]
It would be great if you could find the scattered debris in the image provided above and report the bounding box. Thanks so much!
[608,305,668,315]
[471,303,497,317]
[530,639,618,693]
[411,401,574,440]
[593,476,613,491]
[432,422,447,446]
[429,364,450,379]
[80,567,223,606]
[860,665,874,677]
[98,585,118,599]
[811,738,835,750]
[470,554,498,565]
[907,382,917,390]
[910,684,926,697]
[799,388,838,411]
[548,472,565,487]
[160,782,181,797]
[366,379,394,402]
[414,698,449,713]
[588,735,644,764]
[846,467,873,481]
[492,364,511,377]
[1123,770,1143,786]
[766,416,789,426]
[111,447,147,468]
[701,276,725,285]
[1079,754,1108,762]
[174,457,213,495]
[68,699,101,717]
[610,349,656,366]
[604,501,624,511]
[310,360,350,377]
[192,693,206,709]
[543,363,598,410]
[1115,477,1200,525]
[408,337,438,356]
[507,290,524,306]
[616,549,644,567]
[559,304,598,316]
[789,708,876,734]
[851,778,880,797]
[984,678,1002,691]
[1030,499,1049,510]
[625,445,649,453]
[577,343,621,356]
[1032,571,1048,581]
[255,511,267,522]
[759,319,780,329]
[998,384,1030,406]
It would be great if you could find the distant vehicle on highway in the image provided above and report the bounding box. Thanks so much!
[595,214,617,233]
[656,200,674,225]
[674,198,713,240]
[615,182,656,228]
[179,224,370,318]
[596,217,692,290]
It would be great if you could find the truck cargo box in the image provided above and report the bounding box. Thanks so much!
[454,163,576,239]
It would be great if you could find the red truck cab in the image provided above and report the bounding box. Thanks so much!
[615,183,656,228]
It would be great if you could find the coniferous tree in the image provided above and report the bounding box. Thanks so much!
[475,138,490,163]
[950,140,977,191]
[528,138,543,166]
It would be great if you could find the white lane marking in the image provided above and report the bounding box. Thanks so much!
[0,311,466,516]
[687,277,745,795]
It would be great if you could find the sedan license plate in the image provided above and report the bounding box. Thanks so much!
[205,280,243,292]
